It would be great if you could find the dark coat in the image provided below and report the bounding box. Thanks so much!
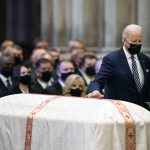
[0,78,12,97]
[31,80,45,94]
[43,80,63,95]
[88,48,150,109]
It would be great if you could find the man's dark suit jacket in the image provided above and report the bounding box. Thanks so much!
[11,86,33,94]
[0,79,12,97]
[31,80,45,94]
[43,80,63,95]
[88,48,150,109]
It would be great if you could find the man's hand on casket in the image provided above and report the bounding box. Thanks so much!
[86,90,104,99]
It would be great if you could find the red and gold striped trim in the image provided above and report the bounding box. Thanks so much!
[24,96,59,150]
[24,97,136,150]
[111,100,136,150]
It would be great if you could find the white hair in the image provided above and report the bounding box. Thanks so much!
[122,24,143,40]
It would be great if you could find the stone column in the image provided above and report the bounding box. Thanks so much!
[71,0,84,40]
[97,0,105,49]
[116,0,138,46]
[41,0,52,45]
[65,0,72,46]
[51,0,66,46]
[104,0,117,47]
[138,0,150,47]
[83,0,98,46]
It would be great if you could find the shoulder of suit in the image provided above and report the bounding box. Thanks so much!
[139,52,150,62]
[104,49,122,59]
[140,52,150,58]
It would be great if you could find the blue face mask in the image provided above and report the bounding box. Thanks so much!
[128,43,142,55]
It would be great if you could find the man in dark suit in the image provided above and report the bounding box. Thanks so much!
[0,53,15,97]
[87,24,150,110]
[79,53,97,86]
[31,58,54,94]
[44,59,75,95]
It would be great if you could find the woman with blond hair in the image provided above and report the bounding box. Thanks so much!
[63,74,87,97]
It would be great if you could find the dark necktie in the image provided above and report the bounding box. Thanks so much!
[6,79,12,89]
[131,56,141,92]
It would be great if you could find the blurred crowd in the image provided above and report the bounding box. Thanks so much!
[0,39,102,98]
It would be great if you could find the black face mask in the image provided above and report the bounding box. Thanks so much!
[41,70,52,82]
[85,66,96,76]
[61,72,74,81]
[70,88,82,97]
[1,66,13,78]
[20,74,31,85]
[128,43,142,55]
[14,56,22,66]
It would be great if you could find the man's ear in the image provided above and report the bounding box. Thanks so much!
[122,37,126,43]
[122,38,129,48]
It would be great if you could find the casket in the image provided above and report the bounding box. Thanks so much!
[0,94,150,150]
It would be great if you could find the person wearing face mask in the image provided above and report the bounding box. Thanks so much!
[78,53,97,86]
[63,74,87,97]
[48,47,60,68]
[44,59,75,95]
[11,65,32,94]
[87,24,150,110]
[3,45,24,67]
[0,53,14,97]
[31,58,54,94]
[12,45,24,66]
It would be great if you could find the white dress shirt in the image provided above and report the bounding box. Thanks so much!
[37,79,52,89]
[123,46,144,87]
[58,79,65,87]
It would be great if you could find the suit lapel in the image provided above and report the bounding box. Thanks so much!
[138,53,146,76]
[0,78,7,89]
[118,49,139,91]
[119,49,134,78]
[137,53,147,89]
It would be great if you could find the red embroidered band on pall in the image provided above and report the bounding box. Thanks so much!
[24,96,59,150]
[110,100,136,150]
